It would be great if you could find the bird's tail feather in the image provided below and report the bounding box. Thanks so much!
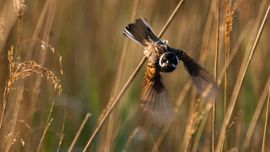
[123,18,160,46]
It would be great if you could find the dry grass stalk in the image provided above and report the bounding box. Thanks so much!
[82,1,185,151]
[198,0,215,63]
[36,99,55,152]
[243,75,270,149]
[261,89,270,152]
[36,118,53,152]
[212,0,220,150]
[216,6,270,152]
[57,134,65,152]
[57,98,67,152]
[68,113,91,152]
[157,0,185,37]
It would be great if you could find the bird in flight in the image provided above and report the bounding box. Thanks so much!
[123,18,218,126]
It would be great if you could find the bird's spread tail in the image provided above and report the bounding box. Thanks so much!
[123,18,160,46]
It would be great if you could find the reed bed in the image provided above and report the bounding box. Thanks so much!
[0,0,270,151]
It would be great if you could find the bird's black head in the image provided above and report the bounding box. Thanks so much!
[158,52,179,72]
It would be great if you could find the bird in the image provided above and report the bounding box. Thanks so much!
[123,18,218,126]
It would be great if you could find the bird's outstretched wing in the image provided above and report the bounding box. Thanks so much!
[177,49,218,99]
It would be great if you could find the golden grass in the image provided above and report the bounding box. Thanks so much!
[0,0,270,151]
[0,1,62,151]
[216,5,270,151]
[1,46,62,128]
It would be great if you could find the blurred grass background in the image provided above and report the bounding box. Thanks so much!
[0,0,270,151]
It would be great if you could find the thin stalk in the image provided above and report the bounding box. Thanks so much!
[261,88,269,152]
[36,99,55,152]
[192,111,209,152]
[57,96,67,152]
[68,113,91,152]
[243,75,270,149]
[212,0,220,151]
[16,13,22,56]
[57,97,67,152]
[151,124,171,152]
[36,118,53,152]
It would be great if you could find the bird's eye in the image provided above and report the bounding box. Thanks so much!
[159,52,179,72]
